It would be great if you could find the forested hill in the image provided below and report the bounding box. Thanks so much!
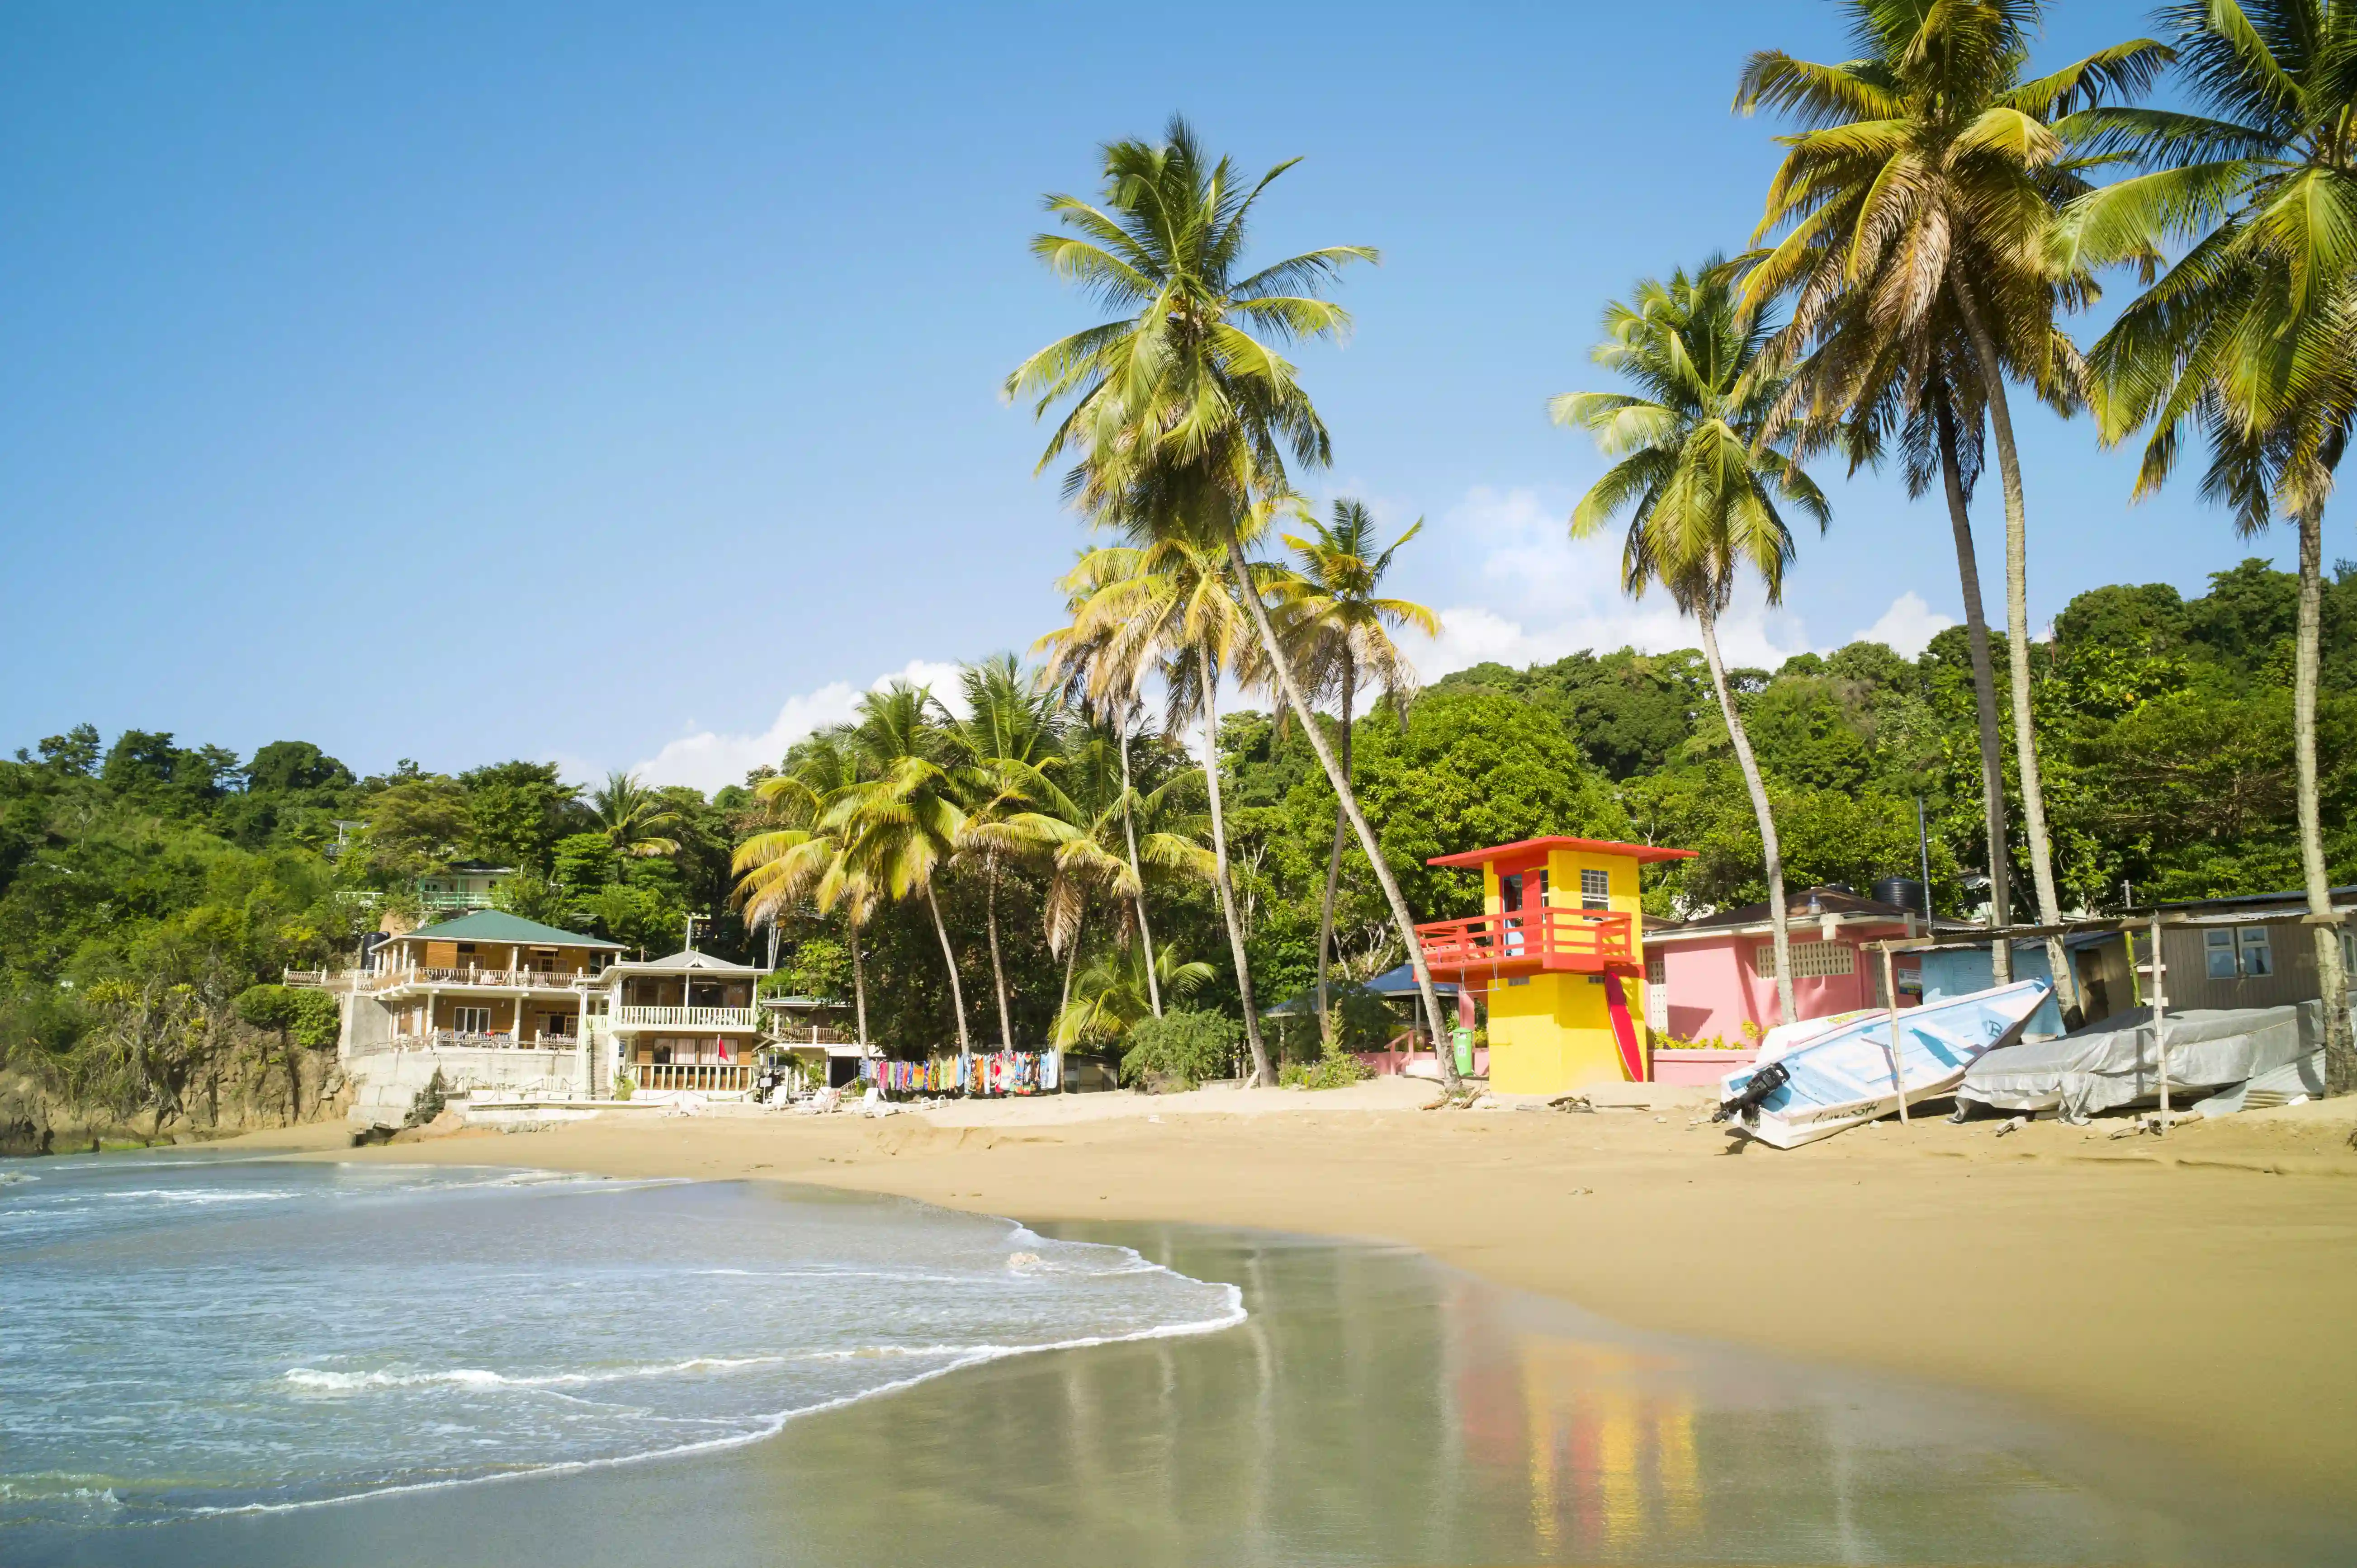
[0,558,2349,1108]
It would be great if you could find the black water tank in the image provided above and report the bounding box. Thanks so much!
[1874,876,1928,915]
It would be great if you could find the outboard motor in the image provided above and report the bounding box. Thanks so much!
[1713,1059,1792,1127]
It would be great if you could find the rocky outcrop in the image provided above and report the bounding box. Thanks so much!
[0,1042,350,1157]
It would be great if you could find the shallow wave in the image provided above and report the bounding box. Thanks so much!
[209,1290,1248,1518]
[282,1356,793,1393]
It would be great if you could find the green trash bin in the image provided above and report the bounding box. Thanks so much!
[1450,1025,1476,1077]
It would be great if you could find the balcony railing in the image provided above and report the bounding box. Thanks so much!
[612,1005,761,1030]
[419,892,498,912]
[1414,908,1637,974]
[359,966,598,994]
[628,1062,755,1093]
[411,1030,581,1051]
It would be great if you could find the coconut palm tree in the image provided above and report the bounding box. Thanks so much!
[1736,0,2169,1014]
[1007,117,1465,1089]
[733,730,876,1051]
[2059,0,2357,1093]
[590,770,682,859]
[1552,261,1831,1023]
[821,683,981,1062]
[945,655,1078,1051]
[1050,517,1283,1084]
[1271,499,1439,1047]
[1054,943,1217,1049]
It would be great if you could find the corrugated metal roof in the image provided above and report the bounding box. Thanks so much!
[392,910,621,949]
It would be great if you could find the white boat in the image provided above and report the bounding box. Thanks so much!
[1716,979,2053,1148]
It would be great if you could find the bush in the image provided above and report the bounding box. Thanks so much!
[1119,1009,1240,1091]
[405,1068,450,1127]
[1279,1051,1368,1091]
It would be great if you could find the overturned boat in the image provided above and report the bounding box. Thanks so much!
[1717,979,2053,1149]
[1957,1000,2322,1123]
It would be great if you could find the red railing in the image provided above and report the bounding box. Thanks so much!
[1414,908,1636,973]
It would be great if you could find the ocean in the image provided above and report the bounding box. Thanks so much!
[5,1152,2346,1566]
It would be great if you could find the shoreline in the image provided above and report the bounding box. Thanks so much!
[220,1080,2357,1497]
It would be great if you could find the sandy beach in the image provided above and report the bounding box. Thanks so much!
[236,1081,2357,1500]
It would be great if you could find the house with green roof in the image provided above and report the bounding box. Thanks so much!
[359,910,622,1049]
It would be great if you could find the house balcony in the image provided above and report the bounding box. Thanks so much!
[625,1061,757,1094]
[420,891,498,913]
[610,1005,762,1032]
[1413,908,1638,978]
[359,966,598,996]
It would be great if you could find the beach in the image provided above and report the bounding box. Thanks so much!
[228,1080,2357,1501]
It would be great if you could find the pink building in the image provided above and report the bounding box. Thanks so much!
[1646,887,1928,1048]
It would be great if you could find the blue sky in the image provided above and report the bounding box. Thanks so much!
[1,1,2305,792]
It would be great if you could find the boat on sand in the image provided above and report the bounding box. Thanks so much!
[1716,979,2052,1148]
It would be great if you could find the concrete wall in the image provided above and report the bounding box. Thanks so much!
[341,994,592,1128]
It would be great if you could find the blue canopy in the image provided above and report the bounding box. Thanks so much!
[1262,963,1459,1017]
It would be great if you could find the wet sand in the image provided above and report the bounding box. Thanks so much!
[240,1082,2357,1498]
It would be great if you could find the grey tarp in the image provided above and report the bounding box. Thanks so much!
[2195,1051,2328,1117]
[1957,1002,2317,1120]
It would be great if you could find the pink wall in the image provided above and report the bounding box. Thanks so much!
[1655,925,1919,1044]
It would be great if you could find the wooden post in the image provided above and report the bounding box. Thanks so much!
[1883,944,1910,1126]
[2150,915,2170,1137]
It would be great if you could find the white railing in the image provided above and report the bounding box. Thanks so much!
[409,1030,583,1051]
[767,1026,859,1047]
[611,1005,760,1030]
[628,1062,755,1093]
[419,892,498,912]
[360,966,599,994]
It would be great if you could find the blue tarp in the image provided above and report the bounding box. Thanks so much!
[1263,963,1459,1017]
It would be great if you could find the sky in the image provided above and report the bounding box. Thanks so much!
[0,1,2313,794]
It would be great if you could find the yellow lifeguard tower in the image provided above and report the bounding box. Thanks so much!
[1415,836,1695,1096]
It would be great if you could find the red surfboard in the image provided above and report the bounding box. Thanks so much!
[1603,972,1645,1081]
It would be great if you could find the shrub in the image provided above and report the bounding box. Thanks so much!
[1279,1051,1368,1091]
[405,1068,450,1127]
[1119,1009,1240,1091]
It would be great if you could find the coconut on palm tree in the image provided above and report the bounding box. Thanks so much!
[1736,0,2169,1013]
[1270,499,1439,1047]
[2059,0,2357,1093]
[1552,261,1830,1023]
[1007,117,1464,1088]
[590,770,682,859]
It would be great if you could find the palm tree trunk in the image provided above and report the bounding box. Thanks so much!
[1221,530,1460,1089]
[850,918,868,1052]
[925,884,973,1063]
[1119,718,1163,1017]
[984,853,1014,1050]
[1060,911,1084,1025]
[1198,672,1273,1085]
[1936,398,2014,984]
[1316,659,1354,1051]
[1954,281,2081,1020]
[1697,602,1795,1025]
[2294,500,2355,1095]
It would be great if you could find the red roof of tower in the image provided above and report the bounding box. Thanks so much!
[1425,836,1697,869]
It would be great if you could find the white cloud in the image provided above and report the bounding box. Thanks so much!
[1417,485,1817,677]
[631,659,965,795]
[1850,591,1956,658]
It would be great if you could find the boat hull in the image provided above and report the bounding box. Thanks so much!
[1719,979,2053,1149]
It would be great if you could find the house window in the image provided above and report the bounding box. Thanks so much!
[2237,926,2273,978]
[452,1006,491,1035]
[456,943,476,956]
[1581,869,1610,910]
[1753,941,1856,978]
[1646,954,1666,986]
[2204,930,2238,980]
[543,1013,575,1038]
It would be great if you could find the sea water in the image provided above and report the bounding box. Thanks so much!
[0,1155,1239,1529]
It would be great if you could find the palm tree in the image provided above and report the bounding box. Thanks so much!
[590,771,682,859]
[946,655,1077,1051]
[1736,0,2169,1015]
[1054,943,1216,1048]
[1037,717,1216,1024]
[1271,499,1439,1047]
[1050,517,1282,1084]
[2060,0,2357,1094]
[1552,261,1830,1024]
[821,683,981,1062]
[1007,117,1465,1089]
[733,730,876,1052]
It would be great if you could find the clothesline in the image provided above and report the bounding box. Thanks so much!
[861,1050,1063,1097]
